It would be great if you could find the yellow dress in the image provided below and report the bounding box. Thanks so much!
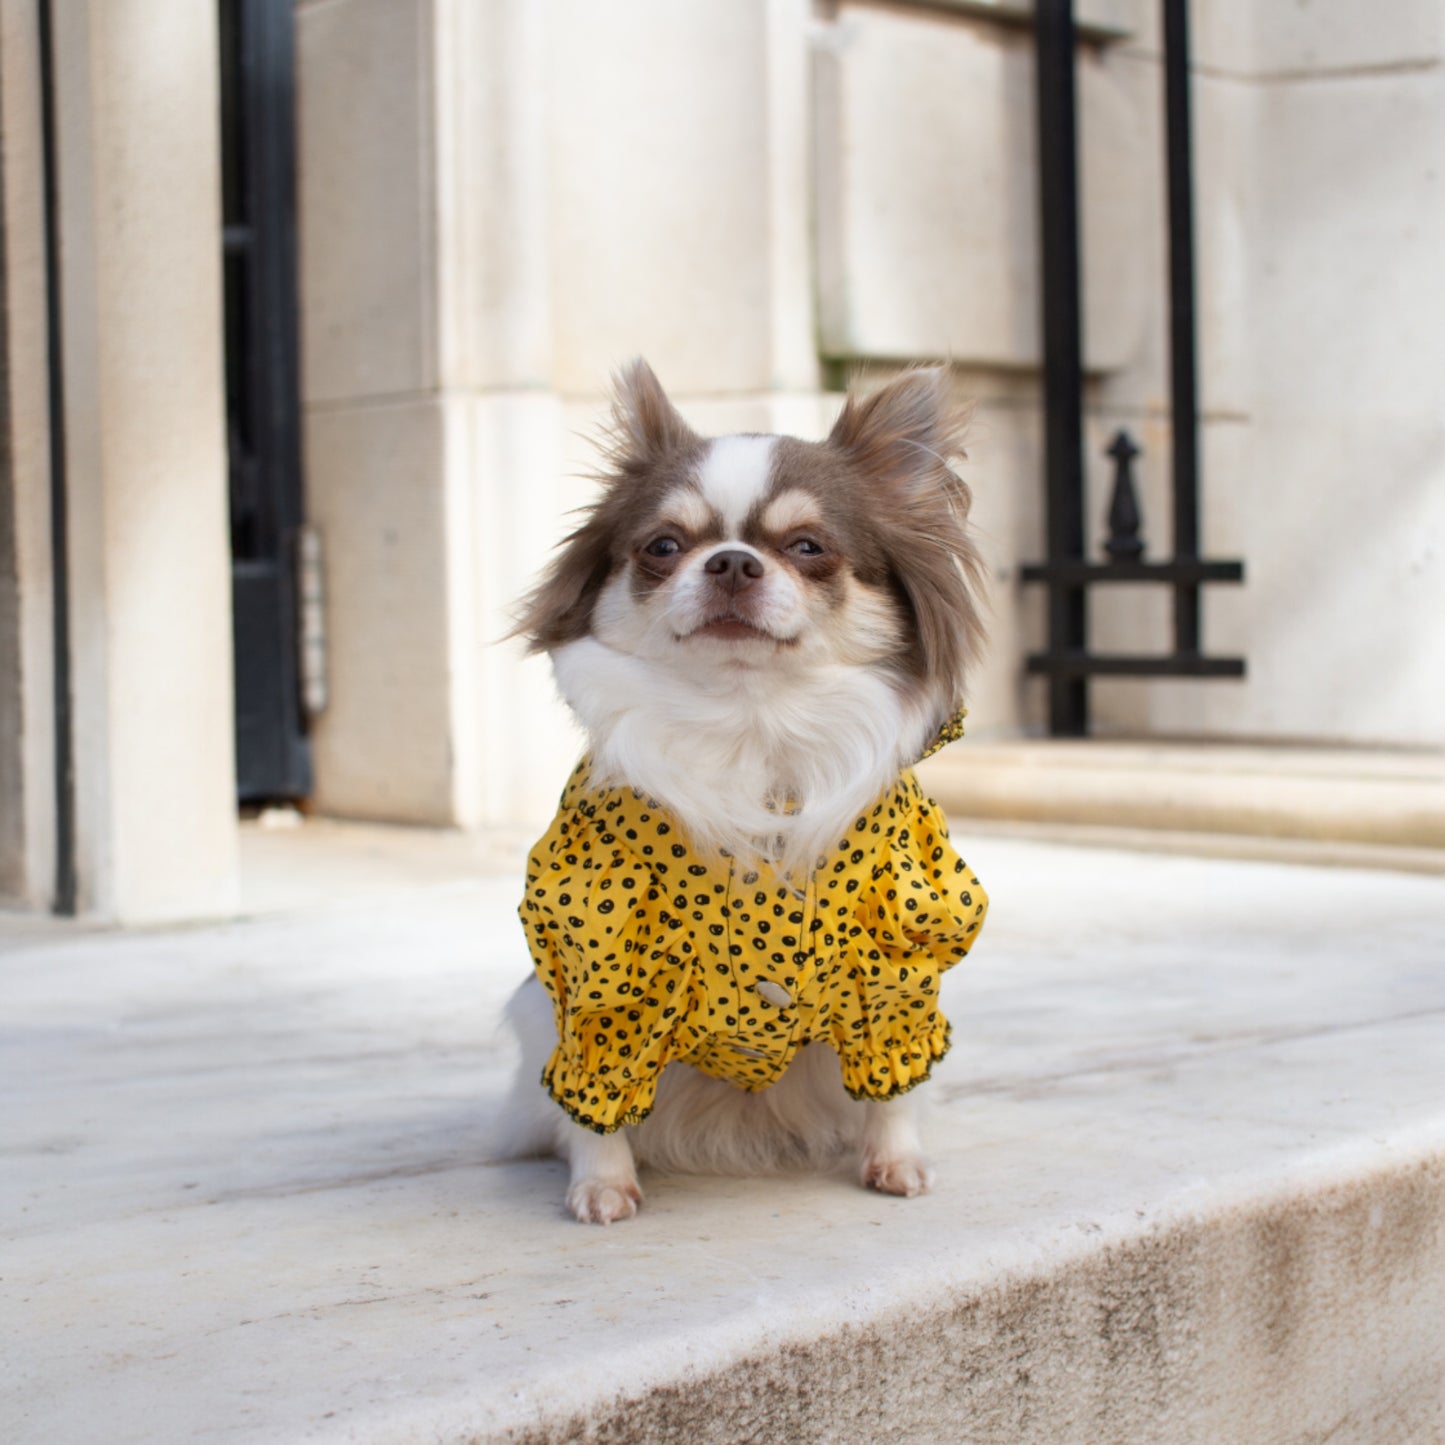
[519,712,987,1134]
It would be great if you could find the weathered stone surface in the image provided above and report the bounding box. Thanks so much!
[4,835,1442,1441]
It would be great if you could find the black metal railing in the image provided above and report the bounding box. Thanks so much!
[1022,0,1244,735]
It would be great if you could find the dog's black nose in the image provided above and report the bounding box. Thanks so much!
[703,549,765,590]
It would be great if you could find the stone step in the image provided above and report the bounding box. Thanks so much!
[3,835,1442,1443]
[919,740,1445,870]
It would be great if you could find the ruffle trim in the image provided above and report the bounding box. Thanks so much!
[540,1054,661,1136]
[542,1021,955,1135]
[839,1021,953,1103]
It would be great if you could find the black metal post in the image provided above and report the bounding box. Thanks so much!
[1034,0,1088,735]
[1163,0,1201,655]
[37,0,78,915]
[223,0,312,801]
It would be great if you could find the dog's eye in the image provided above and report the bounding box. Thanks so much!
[644,536,682,558]
[786,537,824,557]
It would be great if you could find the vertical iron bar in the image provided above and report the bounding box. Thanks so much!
[1163,0,1201,654]
[37,0,77,915]
[1034,0,1088,735]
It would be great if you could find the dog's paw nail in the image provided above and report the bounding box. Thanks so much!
[567,1178,643,1224]
[862,1155,934,1198]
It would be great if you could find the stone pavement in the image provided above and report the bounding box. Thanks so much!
[3,835,1444,1443]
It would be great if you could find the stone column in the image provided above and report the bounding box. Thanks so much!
[298,0,469,827]
[49,0,238,920]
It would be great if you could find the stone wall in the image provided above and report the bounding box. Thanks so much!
[3,0,1440,913]
[292,0,1445,834]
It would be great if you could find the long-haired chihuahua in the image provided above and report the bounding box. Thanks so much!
[501,361,988,1223]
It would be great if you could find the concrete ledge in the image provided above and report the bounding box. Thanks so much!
[516,1146,1445,1445]
[919,740,1445,854]
[953,818,1445,878]
[4,837,1444,1442]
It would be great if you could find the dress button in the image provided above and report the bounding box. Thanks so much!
[755,979,792,1009]
[732,1043,769,1059]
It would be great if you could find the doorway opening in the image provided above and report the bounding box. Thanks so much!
[219,0,313,802]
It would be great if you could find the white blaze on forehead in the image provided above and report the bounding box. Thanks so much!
[696,435,778,534]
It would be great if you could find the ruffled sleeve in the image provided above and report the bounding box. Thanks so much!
[834,771,988,1100]
[519,772,693,1133]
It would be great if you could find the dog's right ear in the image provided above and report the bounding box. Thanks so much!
[510,515,613,654]
[512,361,698,653]
[607,358,699,472]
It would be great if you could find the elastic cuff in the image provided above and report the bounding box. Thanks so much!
[840,1022,953,1102]
[541,1053,660,1135]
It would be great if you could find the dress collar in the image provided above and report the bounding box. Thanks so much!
[916,704,968,763]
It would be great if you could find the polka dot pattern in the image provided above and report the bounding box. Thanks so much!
[519,712,988,1135]
[918,703,969,760]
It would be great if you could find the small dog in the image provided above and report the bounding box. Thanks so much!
[502,360,988,1223]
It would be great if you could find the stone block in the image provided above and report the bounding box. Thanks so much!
[305,398,463,824]
[432,0,554,392]
[815,4,1149,374]
[296,0,436,405]
[1090,414,1445,749]
[1249,69,1445,422]
[1129,3,1445,77]
[546,0,816,396]
[1246,1,1443,77]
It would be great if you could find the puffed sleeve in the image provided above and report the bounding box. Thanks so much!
[519,781,693,1133]
[834,772,988,1100]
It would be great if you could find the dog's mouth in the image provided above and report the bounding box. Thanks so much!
[684,613,787,644]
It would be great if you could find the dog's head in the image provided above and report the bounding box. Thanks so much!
[516,360,984,714]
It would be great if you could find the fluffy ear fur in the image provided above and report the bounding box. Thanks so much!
[512,360,701,652]
[606,358,699,473]
[827,367,970,492]
[511,518,615,654]
[829,369,986,703]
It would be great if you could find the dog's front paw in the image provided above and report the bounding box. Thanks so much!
[862,1153,934,1198]
[566,1177,643,1224]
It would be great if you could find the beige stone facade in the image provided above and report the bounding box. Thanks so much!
[2,0,237,922]
[3,0,1443,918]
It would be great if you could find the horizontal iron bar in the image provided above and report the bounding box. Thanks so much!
[907,1,1135,43]
[1026,652,1247,678]
[1020,559,1244,585]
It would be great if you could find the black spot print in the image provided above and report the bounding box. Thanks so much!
[522,713,985,1133]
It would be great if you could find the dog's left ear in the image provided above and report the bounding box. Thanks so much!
[831,369,985,701]
[827,368,970,496]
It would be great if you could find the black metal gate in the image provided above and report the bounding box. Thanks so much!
[1023,0,1244,736]
[219,0,311,800]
